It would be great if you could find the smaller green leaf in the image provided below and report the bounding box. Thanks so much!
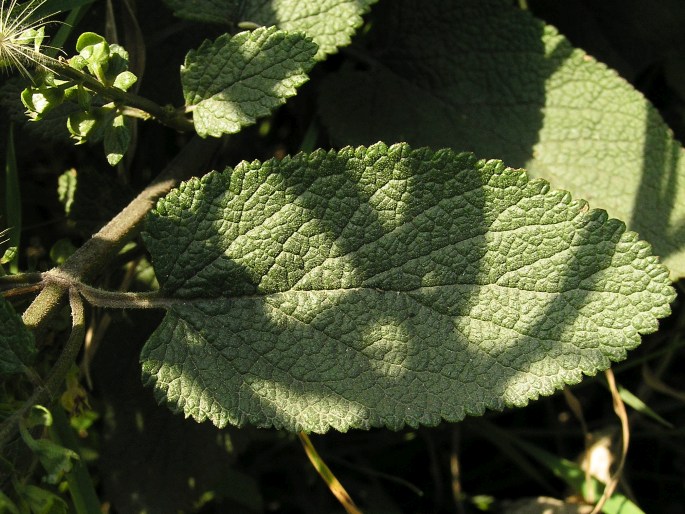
[68,55,87,71]
[75,32,110,82]
[181,27,317,137]
[240,0,378,60]
[15,484,68,514]
[163,0,377,59]
[1,247,17,266]
[30,26,45,53]
[49,238,77,265]
[103,44,133,86]
[107,44,129,70]
[0,491,19,514]
[57,168,77,215]
[67,112,97,143]
[25,405,53,429]
[20,408,80,485]
[103,114,130,166]
[21,86,65,120]
[0,79,76,144]
[73,85,92,111]
[113,71,137,91]
[75,32,108,57]
[0,298,35,374]
[67,108,112,144]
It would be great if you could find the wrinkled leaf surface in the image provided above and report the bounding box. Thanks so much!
[141,143,674,433]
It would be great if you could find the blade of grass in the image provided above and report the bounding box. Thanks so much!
[615,383,673,428]
[48,406,101,514]
[3,125,21,274]
[298,432,362,514]
[299,119,320,153]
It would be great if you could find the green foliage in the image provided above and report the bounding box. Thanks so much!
[318,0,685,280]
[1,0,684,512]
[163,0,378,59]
[14,484,68,514]
[181,27,317,137]
[20,406,79,485]
[21,31,138,164]
[0,297,35,374]
[141,143,673,432]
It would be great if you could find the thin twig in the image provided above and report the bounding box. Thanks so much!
[43,274,170,309]
[1,283,43,298]
[21,136,220,333]
[589,369,630,514]
[0,272,43,288]
[37,54,194,132]
[563,387,592,500]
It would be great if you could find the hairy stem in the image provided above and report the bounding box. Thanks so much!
[0,272,43,288]
[42,274,172,309]
[22,136,221,332]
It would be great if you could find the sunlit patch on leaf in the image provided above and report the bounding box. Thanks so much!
[141,142,675,433]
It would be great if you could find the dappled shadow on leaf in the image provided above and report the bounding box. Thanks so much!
[165,0,375,61]
[318,0,555,169]
[631,108,682,268]
[140,143,672,433]
[142,145,490,432]
[182,26,316,137]
[319,0,685,279]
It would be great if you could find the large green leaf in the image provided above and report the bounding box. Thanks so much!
[141,143,674,433]
[182,27,317,137]
[0,299,35,374]
[318,0,685,280]
[164,0,377,59]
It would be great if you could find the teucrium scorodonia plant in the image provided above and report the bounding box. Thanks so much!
[0,0,678,488]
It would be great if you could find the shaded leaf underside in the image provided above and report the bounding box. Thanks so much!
[141,143,673,433]
[318,0,685,279]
